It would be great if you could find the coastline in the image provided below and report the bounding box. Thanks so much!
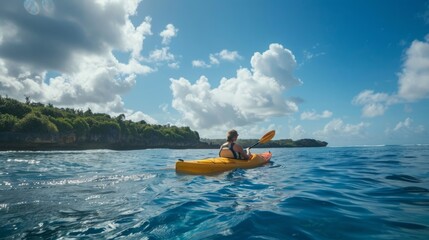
[0,132,328,151]
[0,97,328,151]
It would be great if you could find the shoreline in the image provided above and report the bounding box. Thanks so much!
[0,145,328,152]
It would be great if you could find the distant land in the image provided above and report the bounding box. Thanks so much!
[0,96,327,151]
[201,138,328,149]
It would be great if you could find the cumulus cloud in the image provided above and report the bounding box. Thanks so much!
[126,110,158,124]
[251,44,302,89]
[352,90,398,117]
[149,47,175,62]
[353,35,429,117]
[385,117,425,134]
[171,43,302,129]
[314,119,369,138]
[394,117,413,131]
[384,118,426,141]
[193,49,242,68]
[290,125,306,139]
[0,0,160,120]
[192,60,211,68]
[301,110,332,120]
[218,50,241,61]
[398,35,429,101]
[147,47,179,68]
[160,24,178,45]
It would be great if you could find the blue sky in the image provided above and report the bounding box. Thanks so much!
[0,0,428,146]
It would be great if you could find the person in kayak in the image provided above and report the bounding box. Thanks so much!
[219,129,251,160]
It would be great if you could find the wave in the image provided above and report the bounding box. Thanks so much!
[385,174,421,183]
[6,158,40,164]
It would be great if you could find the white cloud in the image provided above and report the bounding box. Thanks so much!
[353,35,429,117]
[238,124,279,139]
[301,110,332,120]
[385,117,425,134]
[192,60,211,68]
[290,125,306,139]
[168,62,180,69]
[352,90,394,118]
[0,1,159,120]
[362,103,388,118]
[126,110,158,124]
[398,35,429,101]
[160,24,178,45]
[171,43,301,130]
[352,90,400,117]
[352,90,391,105]
[193,49,242,68]
[394,117,412,131]
[123,16,153,60]
[218,50,241,61]
[315,118,369,138]
[209,54,220,65]
[195,123,279,140]
[49,54,137,103]
[118,58,154,75]
[148,47,178,68]
[251,43,302,90]
[384,118,426,141]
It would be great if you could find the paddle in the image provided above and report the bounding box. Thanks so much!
[249,130,276,149]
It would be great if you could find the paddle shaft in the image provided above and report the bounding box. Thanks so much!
[249,142,260,149]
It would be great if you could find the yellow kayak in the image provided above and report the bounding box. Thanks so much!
[175,152,272,175]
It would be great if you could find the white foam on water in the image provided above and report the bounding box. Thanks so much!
[7,158,40,164]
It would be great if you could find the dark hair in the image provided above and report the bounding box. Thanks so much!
[227,130,238,141]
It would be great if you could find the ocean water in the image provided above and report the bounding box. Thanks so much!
[1,145,428,239]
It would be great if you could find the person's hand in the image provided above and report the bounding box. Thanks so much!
[246,147,251,155]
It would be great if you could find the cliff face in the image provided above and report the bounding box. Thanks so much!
[0,132,207,151]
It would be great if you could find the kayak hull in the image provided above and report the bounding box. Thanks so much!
[175,152,272,174]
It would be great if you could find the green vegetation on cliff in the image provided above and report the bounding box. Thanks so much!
[0,96,201,150]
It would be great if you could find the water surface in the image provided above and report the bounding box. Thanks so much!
[1,145,428,239]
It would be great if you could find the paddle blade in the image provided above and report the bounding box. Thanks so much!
[249,130,276,149]
[259,130,275,144]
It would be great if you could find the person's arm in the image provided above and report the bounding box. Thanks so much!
[234,144,251,160]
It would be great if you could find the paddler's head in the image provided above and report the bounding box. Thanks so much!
[227,129,238,142]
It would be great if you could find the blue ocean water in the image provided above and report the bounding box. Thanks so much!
[1,145,428,239]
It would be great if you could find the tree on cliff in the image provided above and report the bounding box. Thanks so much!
[0,95,201,148]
